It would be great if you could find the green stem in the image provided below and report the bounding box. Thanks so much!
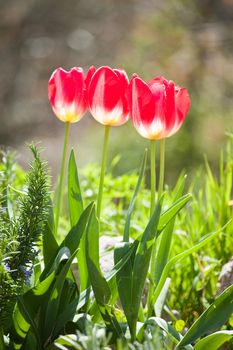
[147,139,157,316]
[158,138,166,198]
[150,140,156,217]
[55,122,70,234]
[96,125,110,220]
[147,138,166,317]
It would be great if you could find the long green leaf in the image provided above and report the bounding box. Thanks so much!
[85,205,123,337]
[123,149,147,242]
[16,296,42,348]
[43,222,59,267]
[77,240,138,311]
[52,279,78,338]
[85,206,106,303]
[12,272,55,349]
[194,330,233,350]
[158,193,192,232]
[129,197,163,339]
[177,283,233,347]
[68,149,83,228]
[42,249,78,344]
[41,203,93,280]
[154,175,187,287]
[114,242,137,326]
[171,173,187,201]
[43,197,59,267]
[53,297,79,339]
[152,221,231,307]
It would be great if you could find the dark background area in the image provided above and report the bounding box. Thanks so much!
[0,0,232,183]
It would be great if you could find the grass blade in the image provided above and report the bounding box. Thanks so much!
[152,221,231,311]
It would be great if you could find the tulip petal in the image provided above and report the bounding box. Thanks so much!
[148,76,168,87]
[88,66,121,111]
[48,67,87,123]
[164,80,176,132]
[88,66,129,125]
[130,74,190,139]
[130,77,168,139]
[85,65,96,89]
[175,87,191,124]
[147,79,166,124]
[131,77,155,125]
[114,68,130,116]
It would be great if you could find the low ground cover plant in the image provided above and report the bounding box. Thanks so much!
[0,66,232,349]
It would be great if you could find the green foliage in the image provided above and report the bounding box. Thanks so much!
[0,151,25,331]
[0,146,50,332]
[0,138,232,350]
[169,138,233,323]
[7,145,49,282]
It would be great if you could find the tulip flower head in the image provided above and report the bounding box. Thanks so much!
[129,76,190,139]
[48,67,91,123]
[88,66,130,126]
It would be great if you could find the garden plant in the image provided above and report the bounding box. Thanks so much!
[0,66,232,349]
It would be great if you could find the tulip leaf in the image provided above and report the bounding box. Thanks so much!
[12,271,55,349]
[40,203,93,280]
[68,149,83,228]
[85,206,109,305]
[158,193,192,232]
[194,330,233,350]
[124,197,163,339]
[43,199,59,268]
[85,205,123,337]
[177,283,233,348]
[171,172,187,201]
[154,174,187,287]
[77,240,138,311]
[53,295,79,338]
[42,249,79,344]
[123,149,147,242]
[114,242,138,325]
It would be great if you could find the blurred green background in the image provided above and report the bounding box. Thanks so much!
[0,0,232,183]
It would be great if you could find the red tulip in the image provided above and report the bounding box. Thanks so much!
[48,67,93,123]
[129,75,190,139]
[87,66,130,126]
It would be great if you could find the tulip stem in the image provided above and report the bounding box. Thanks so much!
[150,139,156,216]
[97,125,110,220]
[158,138,166,198]
[55,121,70,235]
[147,139,157,317]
